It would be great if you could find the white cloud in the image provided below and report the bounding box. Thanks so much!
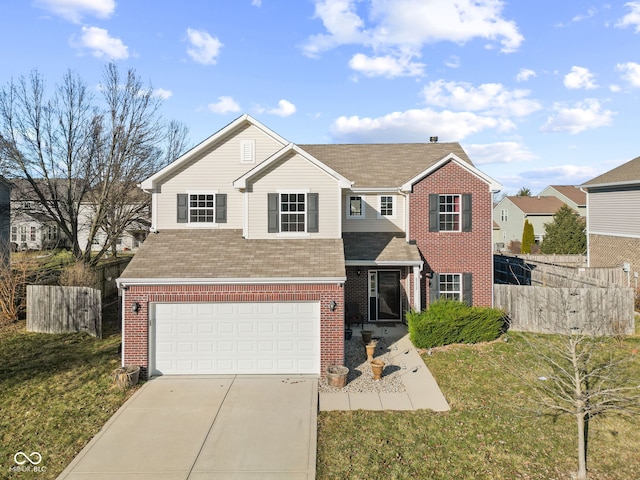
[330,108,514,143]
[517,164,600,185]
[616,61,640,87]
[71,26,129,60]
[35,0,115,23]
[267,99,297,117]
[563,66,597,90]
[252,0,262,6]
[541,99,614,134]
[349,53,424,78]
[516,68,536,82]
[421,80,542,117]
[302,0,523,77]
[572,7,596,23]
[186,28,223,65]
[153,88,173,100]
[208,96,241,114]
[616,2,640,32]
[464,142,537,165]
[445,55,461,69]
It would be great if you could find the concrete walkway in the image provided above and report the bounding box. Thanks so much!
[57,375,318,480]
[319,325,450,412]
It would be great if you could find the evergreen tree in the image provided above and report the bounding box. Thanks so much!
[521,219,535,254]
[541,205,586,254]
[517,187,532,197]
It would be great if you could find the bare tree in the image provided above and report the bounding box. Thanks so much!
[517,301,640,479]
[0,64,189,265]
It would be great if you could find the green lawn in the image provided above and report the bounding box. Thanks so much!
[317,330,640,480]
[0,304,137,479]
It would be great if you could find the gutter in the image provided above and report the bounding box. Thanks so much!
[117,276,347,288]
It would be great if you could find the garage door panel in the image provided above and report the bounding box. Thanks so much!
[153,302,319,375]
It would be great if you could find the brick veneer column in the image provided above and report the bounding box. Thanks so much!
[122,283,344,378]
[409,161,494,307]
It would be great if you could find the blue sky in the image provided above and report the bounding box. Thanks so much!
[2,0,640,194]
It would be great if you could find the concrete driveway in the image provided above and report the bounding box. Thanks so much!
[57,375,318,480]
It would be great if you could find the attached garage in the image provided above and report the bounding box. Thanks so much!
[150,301,320,375]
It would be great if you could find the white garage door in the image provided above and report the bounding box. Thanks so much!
[151,302,320,375]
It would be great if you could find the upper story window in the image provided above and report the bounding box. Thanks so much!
[429,193,472,233]
[280,193,306,232]
[268,192,319,234]
[11,226,17,242]
[500,209,508,222]
[177,193,227,224]
[347,195,364,219]
[189,194,215,223]
[439,194,460,231]
[379,195,394,218]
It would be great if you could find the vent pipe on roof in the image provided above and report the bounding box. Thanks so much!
[429,136,438,143]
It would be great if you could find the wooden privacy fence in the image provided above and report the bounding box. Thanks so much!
[494,284,634,336]
[92,258,131,298]
[27,285,101,338]
[494,254,628,288]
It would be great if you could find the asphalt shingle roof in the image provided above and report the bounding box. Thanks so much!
[547,185,586,206]
[299,143,472,189]
[342,232,421,263]
[509,196,566,215]
[120,229,345,280]
[581,155,640,187]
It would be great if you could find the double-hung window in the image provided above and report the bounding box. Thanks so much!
[379,195,394,218]
[429,193,472,232]
[280,193,306,232]
[11,226,17,242]
[439,273,462,300]
[189,193,215,223]
[268,192,319,234]
[177,192,227,225]
[500,209,508,222]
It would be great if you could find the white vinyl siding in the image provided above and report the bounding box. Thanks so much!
[246,152,341,239]
[342,193,404,232]
[155,124,284,230]
[588,187,640,238]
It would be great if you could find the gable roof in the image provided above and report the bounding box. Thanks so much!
[140,114,289,190]
[299,142,472,189]
[233,143,352,189]
[581,155,640,188]
[508,196,566,215]
[544,185,586,206]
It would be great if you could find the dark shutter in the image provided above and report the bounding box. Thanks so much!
[429,272,440,304]
[177,194,188,223]
[268,193,279,233]
[462,194,472,232]
[307,193,319,233]
[429,194,439,232]
[463,273,473,306]
[215,194,227,223]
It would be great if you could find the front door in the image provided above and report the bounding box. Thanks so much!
[368,270,401,321]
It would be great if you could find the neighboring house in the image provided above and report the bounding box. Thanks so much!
[538,185,586,215]
[117,114,502,378]
[493,186,585,251]
[581,155,640,279]
[10,212,61,251]
[0,176,12,259]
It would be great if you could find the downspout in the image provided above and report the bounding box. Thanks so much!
[119,284,126,367]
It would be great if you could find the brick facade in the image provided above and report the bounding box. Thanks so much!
[589,233,640,275]
[409,161,494,307]
[344,266,413,322]
[123,283,344,378]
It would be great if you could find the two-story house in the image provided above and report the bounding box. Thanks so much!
[493,185,586,252]
[117,115,502,378]
[581,155,640,279]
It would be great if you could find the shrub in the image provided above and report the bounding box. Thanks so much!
[407,299,507,349]
[59,262,96,287]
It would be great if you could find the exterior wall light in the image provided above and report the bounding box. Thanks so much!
[132,302,141,314]
[329,300,337,312]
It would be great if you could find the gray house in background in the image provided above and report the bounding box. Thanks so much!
[581,155,640,281]
[0,176,13,259]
